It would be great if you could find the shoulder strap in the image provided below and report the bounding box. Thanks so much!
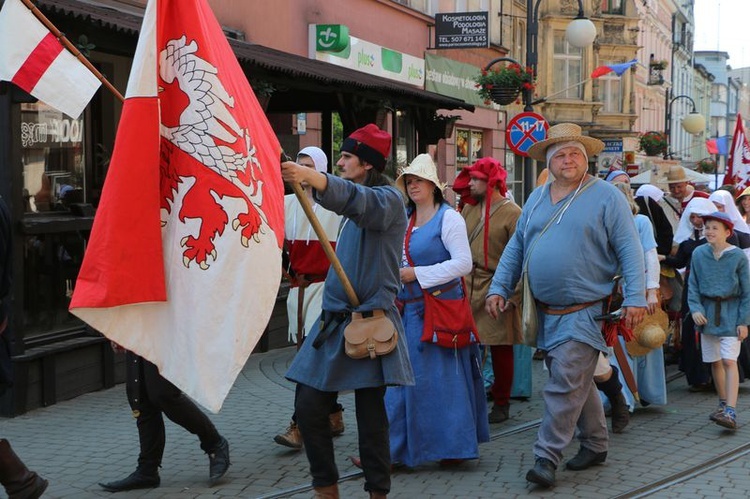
[662,196,681,216]
[468,198,510,245]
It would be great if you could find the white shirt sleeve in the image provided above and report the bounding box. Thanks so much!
[413,209,473,288]
[645,247,660,290]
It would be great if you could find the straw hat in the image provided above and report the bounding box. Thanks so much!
[665,166,688,184]
[395,153,446,196]
[737,186,750,201]
[526,123,605,162]
[626,308,668,357]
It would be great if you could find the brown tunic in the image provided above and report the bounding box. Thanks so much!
[462,198,522,345]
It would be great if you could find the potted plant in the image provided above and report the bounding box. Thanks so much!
[638,131,668,157]
[696,157,717,173]
[649,60,668,70]
[474,63,535,106]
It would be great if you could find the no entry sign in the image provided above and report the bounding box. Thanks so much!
[506,112,548,157]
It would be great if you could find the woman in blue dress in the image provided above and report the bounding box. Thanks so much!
[384,154,489,468]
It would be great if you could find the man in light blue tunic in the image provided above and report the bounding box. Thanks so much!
[486,124,647,488]
[281,124,413,499]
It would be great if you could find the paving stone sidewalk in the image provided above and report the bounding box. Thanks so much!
[1,347,748,498]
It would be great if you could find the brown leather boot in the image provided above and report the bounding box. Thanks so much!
[0,439,49,499]
[610,392,630,434]
[313,484,340,498]
[273,421,303,450]
[329,408,345,436]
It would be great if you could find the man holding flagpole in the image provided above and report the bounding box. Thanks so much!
[282,124,414,499]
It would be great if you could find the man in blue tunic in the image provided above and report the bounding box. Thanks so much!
[485,124,647,488]
[281,124,413,499]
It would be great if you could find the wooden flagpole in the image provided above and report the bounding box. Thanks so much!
[20,0,125,103]
[289,181,360,308]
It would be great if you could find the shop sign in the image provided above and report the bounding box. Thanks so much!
[424,53,486,107]
[310,24,424,87]
[434,12,489,49]
[596,139,624,175]
[315,24,350,53]
[21,109,83,148]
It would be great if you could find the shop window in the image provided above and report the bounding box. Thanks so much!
[20,102,86,213]
[455,129,483,169]
[23,231,87,337]
[395,110,415,174]
[553,31,582,99]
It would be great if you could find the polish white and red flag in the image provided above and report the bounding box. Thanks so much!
[0,0,100,118]
[723,114,750,191]
[70,0,285,412]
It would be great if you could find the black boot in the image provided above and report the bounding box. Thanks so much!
[526,457,556,487]
[0,439,49,499]
[596,365,630,433]
[99,469,160,492]
[207,436,230,485]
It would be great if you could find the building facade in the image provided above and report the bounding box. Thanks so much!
[0,0,476,415]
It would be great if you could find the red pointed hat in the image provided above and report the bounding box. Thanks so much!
[341,124,392,171]
[452,157,508,271]
[452,157,508,206]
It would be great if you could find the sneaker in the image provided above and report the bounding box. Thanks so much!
[329,408,345,437]
[714,410,738,430]
[274,421,303,450]
[208,437,230,485]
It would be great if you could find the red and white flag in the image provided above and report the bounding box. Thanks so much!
[70,0,285,412]
[0,0,100,118]
[723,114,750,190]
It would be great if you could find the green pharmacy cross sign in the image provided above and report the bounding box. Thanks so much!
[316,24,350,53]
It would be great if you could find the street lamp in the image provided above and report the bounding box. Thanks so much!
[664,90,705,159]
[487,0,597,203]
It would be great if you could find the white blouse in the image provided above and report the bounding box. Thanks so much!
[409,208,473,289]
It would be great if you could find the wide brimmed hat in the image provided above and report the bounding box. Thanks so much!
[665,166,688,184]
[737,186,750,201]
[395,154,446,195]
[626,308,668,357]
[526,123,605,162]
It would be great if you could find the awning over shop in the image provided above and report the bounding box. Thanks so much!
[37,0,474,116]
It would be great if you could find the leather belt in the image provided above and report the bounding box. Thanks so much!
[291,273,328,288]
[704,295,736,326]
[537,299,601,316]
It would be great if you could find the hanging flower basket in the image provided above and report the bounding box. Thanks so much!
[489,86,521,105]
[696,158,717,173]
[474,63,535,106]
[638,131,668,157]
